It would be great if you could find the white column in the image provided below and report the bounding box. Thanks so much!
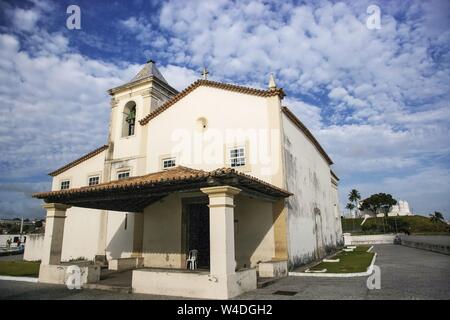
[201,186,240,276]
[41,203,71,265]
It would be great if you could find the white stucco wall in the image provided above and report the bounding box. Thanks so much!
[51,150,131,261]
[146,87,284,186]
[141,192,275,270]
[51,151,104,261]
[23,233,44,261]
[282,113,342,267]
[51,149,107,191]
[110,92,145,161]
[142,193,183,268]
[234,195,275,268]
[105,210,135,260]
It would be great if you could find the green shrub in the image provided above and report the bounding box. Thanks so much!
[345,215,450,234]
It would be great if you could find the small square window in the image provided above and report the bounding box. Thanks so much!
[163,158,176,169]
[88,175,100,186]
[60,180,70,190]
[117,171,130,180]
[229,147,245,167]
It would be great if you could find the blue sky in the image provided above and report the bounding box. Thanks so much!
[0,0,449,219]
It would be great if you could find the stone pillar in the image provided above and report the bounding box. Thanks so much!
[41,203,70,265]
[201,186,240,276]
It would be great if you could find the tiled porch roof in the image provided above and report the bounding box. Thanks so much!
[33,166,291,212]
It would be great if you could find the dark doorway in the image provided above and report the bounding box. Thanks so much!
[186,202,210,269]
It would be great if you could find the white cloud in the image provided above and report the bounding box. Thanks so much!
[159,64,199,91]
[11,8,40,32]
[0,35,138,182]
[120,16,167,48]
[0,0,449,218]
[284,97,323,130]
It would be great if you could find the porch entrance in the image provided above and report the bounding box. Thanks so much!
[185,202,210,269]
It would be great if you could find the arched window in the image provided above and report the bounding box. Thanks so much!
[122,101,136,137]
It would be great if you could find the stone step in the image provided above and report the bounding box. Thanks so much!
[83,283,132,294]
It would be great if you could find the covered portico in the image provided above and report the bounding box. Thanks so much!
[33,166,291,299]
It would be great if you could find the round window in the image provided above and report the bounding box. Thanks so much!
[196,117,208,132]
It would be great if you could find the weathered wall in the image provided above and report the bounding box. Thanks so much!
[234,194,275,268]
[345,233,396,245]
[142,193,183,268]
[331,178,343,242]
[23,234,44,261]
[282,113,342,268]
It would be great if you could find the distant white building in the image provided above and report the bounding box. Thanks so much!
[361,200,412,218]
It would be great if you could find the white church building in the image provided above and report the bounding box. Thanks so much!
[360,200,412,218]
[33,60,342,298]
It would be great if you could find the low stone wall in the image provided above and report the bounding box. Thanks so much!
[39,263,101,285]
[343,233,395,245]
[401,240,450,255]
[132,268,257,299]
[108,257,144,271]
[258,260,288,278]
[24,234,44,261]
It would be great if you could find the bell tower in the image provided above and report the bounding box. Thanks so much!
[104,60,178,181]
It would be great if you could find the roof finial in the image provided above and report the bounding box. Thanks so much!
[268,72,277,89]
[147,59,155,64]
[201,67,209,80]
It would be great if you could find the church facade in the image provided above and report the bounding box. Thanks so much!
[33,61,342,298]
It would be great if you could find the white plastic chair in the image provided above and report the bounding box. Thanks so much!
[186,250,198,270]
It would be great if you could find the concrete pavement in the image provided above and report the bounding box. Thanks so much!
[0,245,449,300]
[238,244,450,300]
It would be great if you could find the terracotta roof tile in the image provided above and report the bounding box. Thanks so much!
[48,145,109,177]
[139,79,285,125]
[34,166,291,199]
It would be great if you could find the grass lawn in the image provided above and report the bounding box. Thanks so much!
[0,261,40,277]
[310,246,374,273]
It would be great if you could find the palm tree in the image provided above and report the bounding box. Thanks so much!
[345,203,355,217]
[429,211,444,223]
[348,189,361,217]
[345,203,356,232]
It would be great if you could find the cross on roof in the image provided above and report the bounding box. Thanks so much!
[201,67,209,80]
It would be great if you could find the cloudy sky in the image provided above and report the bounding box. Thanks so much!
[0,0,449,219]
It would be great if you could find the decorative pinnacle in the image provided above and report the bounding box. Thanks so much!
[268,72,277,89]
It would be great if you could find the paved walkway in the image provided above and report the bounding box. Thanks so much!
[0,245,449,299]
[238,244,450,300]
